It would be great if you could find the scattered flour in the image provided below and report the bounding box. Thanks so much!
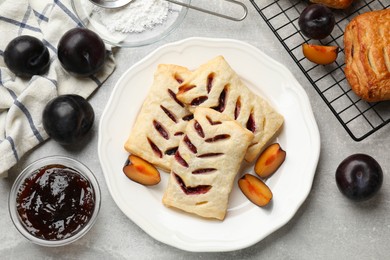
[91,0,169,33]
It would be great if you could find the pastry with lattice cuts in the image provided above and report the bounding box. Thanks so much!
[176,56,284,162]
[124,64,193,172]
[162,107,254,220]
[344,9,390,102]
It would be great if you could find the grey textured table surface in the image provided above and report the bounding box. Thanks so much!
[1,1,390,259]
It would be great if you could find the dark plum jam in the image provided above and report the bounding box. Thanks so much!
[16,164,95,241]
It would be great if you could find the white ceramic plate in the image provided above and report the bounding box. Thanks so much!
[98,37,320,252]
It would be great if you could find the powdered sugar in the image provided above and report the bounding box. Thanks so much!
[91,0,169,33]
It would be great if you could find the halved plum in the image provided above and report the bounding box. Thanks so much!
[123,155,161,186]
[303,43,338,65]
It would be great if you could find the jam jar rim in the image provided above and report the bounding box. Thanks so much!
[8,155,101,247]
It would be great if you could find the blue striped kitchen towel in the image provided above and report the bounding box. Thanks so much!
[0,0,116,177]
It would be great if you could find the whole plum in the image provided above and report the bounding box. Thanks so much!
[57,28,106,77]
[298,4,335,40]
[4,35,50,77]
[335,154,383,201]
[42,94,95,145]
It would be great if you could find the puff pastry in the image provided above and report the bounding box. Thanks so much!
[344,9,390,102]
[309,0,353,9]
[124,64,192,172]
[162,107,254,220]
[176,56,284,162]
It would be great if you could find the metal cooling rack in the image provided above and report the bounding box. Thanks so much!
[249,0,390,141]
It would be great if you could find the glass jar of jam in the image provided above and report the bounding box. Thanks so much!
[9,156,101,246]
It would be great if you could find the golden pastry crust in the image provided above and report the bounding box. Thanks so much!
[162,107,254,220]
[309,0,353,9]
[124,64,192,172]
[344,9,390,102]
[176,56,284,162]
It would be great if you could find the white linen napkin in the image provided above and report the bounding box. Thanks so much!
[0,0,116,177]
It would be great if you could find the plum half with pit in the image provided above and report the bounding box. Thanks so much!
[4,35,50,77]
[336,154,383,201]
[42,94,95,145]
[298,4,335,40]
[57,28,106,77]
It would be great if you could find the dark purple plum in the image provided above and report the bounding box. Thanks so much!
[298,4,335,40]
[57,28,106,77]
[4,35,50,77]
[336,154,383,201]
[42,94,94,145]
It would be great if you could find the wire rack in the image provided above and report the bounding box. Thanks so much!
[249,0,390,141]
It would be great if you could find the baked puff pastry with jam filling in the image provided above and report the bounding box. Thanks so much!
[309,0,354,9]
[176,56,284,162]
[162,107,254,220]
[124,64,192,172]
[344,9,390,102]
